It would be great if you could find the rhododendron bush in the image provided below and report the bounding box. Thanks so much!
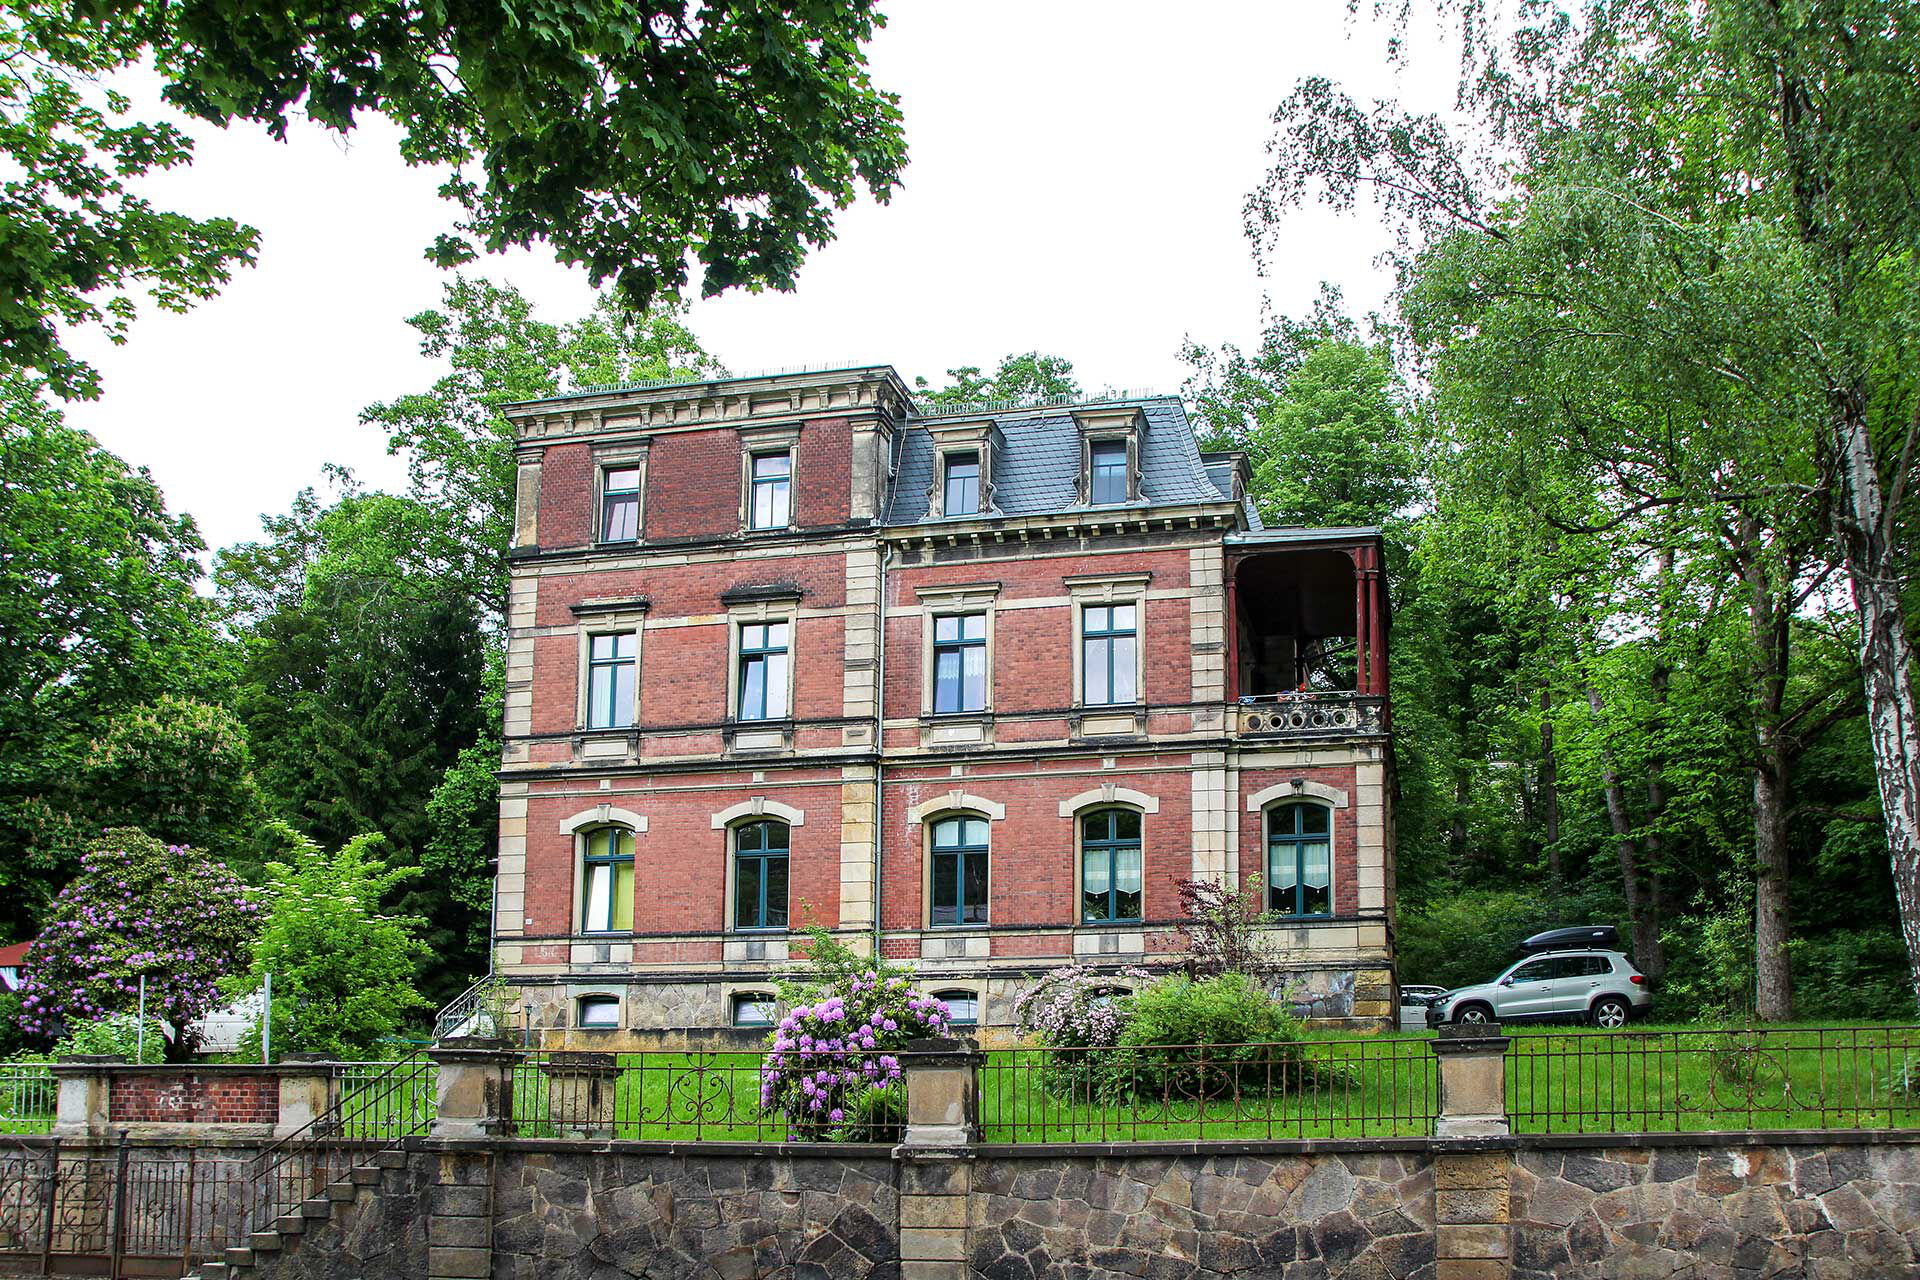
[17,828,258,1049]
[759,970,949,1141]
[1011,964,1153,1049]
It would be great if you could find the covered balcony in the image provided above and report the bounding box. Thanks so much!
[1226,531,1388,739]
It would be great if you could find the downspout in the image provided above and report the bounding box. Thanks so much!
[872,541,890,960]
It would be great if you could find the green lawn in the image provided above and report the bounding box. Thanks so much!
[0,1063,54,1135]
[16,1023,1920,1144]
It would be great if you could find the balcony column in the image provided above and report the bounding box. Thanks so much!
[1350,548,1372,696]
[1367,557,1389,704]
[1224,567,1240,700]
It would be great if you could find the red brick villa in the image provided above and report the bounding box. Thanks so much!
[487,365,1397,1044]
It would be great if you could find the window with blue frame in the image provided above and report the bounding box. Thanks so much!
[943,452,980,516]
[749,452,792,529]
[1081,604,1137,705]
[736,621,789,720]
[932,613,987,713]
[733,820,790,930]
[929,815,989,926]
[1266,802,1333,918]
[1080,808,1143,923]
[1089,439,1128,504]
[586,632,637,728]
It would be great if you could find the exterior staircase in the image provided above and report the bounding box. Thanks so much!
[190,1147,410,1279]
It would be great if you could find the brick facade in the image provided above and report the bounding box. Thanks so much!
[490,367,1398,1043]
[108,1073,278,1125]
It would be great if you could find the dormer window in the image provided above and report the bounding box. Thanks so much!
[1089,440,1129,505]
[943,452,981,517]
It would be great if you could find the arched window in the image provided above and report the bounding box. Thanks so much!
[930,815,989,926]
[1080,808,1143,923]
[582,828,635,933]
[1266,802,1332,918]
[733,820,790,931]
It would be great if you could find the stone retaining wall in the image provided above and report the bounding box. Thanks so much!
[227,1136,1920,1280]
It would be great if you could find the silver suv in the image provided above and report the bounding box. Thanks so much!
[1427,949,1651,1029]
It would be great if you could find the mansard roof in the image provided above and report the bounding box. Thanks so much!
[883,395,1231,525]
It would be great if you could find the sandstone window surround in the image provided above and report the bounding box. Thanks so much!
[1058,785,1162,930]
[575,993,621,1028]
[712,797,806,943]
[906,792,1004,936]
[561,806,648,938]
[593,440,649,545]
[722,584,803,752]
[922,418,1002,520]
[1066,573,1151,738]
[1071,405,1146,506]
[914,582,1001,745]
[930,986,981,1026]
[738,423,802,533]
[1245,779,1348,922]
[728,990,777,1027]
[570,598,649,762]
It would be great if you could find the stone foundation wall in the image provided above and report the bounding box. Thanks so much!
[968,1150,1435,1279]
[487,1148,899,1280]
[1511,1140,1920,1279]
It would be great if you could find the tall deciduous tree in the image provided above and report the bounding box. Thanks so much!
[0,383,233,932]
[1252,0,1917,1008]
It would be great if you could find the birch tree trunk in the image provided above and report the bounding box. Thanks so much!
[1829,393,1920,1006]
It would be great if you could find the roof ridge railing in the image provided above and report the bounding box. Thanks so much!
[566,360,885,398]
[918,387,1166,418]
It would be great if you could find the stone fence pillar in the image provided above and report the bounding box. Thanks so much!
[50,1055,120,1137]
[1432,1024,1513,1280]
[898,1039,984,1280]
[275,1053,334,1138]
[426,1039,522,1280]
[428,1039,523,1139]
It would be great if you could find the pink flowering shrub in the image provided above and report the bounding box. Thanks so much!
[17,828,258,1050]
[1011,964,1154,1049]
[759,970,950,1141]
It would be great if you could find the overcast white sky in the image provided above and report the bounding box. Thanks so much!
[64,1,1459,554]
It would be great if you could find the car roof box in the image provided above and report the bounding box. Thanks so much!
[1519,925,1620,954]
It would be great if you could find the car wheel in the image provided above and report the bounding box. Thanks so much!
[1454,1004,1492,1026]
[1591,997,1629,1029]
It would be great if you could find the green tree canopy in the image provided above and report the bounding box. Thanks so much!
[237,830,430,1059]
[6,0,903,395]
[915,351,1081,408]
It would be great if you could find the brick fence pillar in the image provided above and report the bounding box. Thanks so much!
[426,1039,520,1280]
[898,1038,982,1280]
[1432,1024,1512,1279]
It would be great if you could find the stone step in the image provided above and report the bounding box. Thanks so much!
[326,1180,357,1202]
[197,1265,229,1280]
[248,1230,283,1253]
[275,1213,308,1235]
[223,1247,255,1268]
[301,1198,332,1218]
[351,1165,382,1185]
[375,1149,410,1169]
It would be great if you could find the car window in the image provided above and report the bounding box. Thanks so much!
[1572,956,1611,977]
[1510,960,1555,983]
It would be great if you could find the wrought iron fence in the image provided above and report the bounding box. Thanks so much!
[329,1057,437,1140]
[978,1039,1437,1142]
[0,1144,258,1274]
[0,1064,53,1135]
[1505,1025,1920,1134]
[509,1050,903,1143]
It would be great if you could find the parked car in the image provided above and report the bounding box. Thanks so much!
[1426,949,1651,1029]
[1397,983,1449,1032]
